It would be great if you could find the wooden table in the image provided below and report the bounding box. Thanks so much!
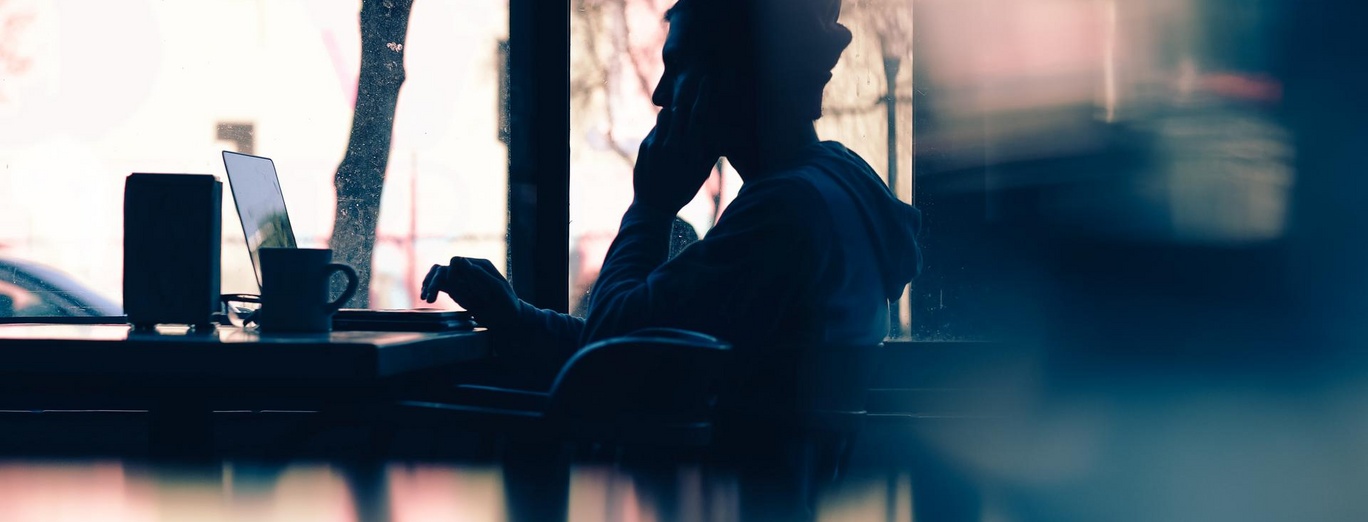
[0,324,489,380]
[0,324,491,457]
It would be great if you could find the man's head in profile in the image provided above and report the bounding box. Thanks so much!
[657,0,853,178]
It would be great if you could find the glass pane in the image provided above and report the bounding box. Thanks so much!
[569,0,673,317]
[0,0,509,317]
[569,0,1293,342]
[567,0,916,325]
[817,0,916,337]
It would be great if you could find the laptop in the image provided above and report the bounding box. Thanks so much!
[221,151,472,331]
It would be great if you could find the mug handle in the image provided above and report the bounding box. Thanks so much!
[324,263,359,313]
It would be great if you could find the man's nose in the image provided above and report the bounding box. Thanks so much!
[652,73,673,107]
[652,85,668,108]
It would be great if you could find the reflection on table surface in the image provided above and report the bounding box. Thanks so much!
[0,460,902,522]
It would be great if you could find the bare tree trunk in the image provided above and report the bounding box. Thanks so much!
[329,0,414,307]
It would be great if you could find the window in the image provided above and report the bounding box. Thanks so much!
[569,0,1293,342]
[568,0,916,333]
[1,0,1297,339]
[0,260,120,318]
[0,0,510,314]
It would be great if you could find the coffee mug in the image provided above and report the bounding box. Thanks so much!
[258,247,358,333]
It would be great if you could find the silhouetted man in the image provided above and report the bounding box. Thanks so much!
[422,0,921,378]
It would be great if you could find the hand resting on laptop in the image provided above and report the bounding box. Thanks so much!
[421,257,521,330]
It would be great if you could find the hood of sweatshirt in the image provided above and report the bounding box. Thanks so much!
[805,141,923,300]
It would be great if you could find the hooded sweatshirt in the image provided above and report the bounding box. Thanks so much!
[578,140,922,351]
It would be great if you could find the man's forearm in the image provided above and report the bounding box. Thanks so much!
[580,201,677,342]
[508,299,585,358]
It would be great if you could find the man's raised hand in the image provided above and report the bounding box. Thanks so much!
[633,75,721,214]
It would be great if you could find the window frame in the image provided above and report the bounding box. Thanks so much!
[507,0,571,313]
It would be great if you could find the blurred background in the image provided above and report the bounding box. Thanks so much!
[3,0,1368,520]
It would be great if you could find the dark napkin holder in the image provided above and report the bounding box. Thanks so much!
[123,173,222,330]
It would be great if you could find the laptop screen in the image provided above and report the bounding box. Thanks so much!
[221,151,298,287]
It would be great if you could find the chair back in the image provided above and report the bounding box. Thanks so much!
[713,342,882,468]
[712,343,882,522]
[723,343,881,427]
[545,328,732,444]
